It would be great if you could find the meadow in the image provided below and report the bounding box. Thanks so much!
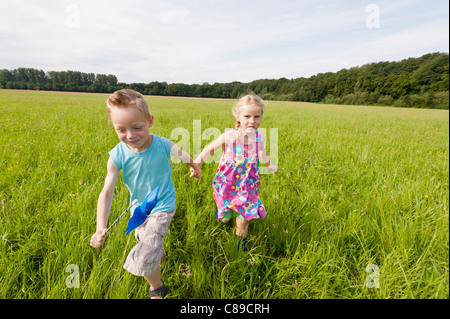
[0,90,448,299]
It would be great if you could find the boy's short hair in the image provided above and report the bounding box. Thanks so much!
[107,89,151,120]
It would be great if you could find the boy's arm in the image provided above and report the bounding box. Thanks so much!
[170,141,201,179]
[90,157,119,248]
[97,157,119,230]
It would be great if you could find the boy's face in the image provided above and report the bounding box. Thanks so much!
[109,106,154,152]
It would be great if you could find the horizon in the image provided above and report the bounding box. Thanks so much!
[4,51,448,86]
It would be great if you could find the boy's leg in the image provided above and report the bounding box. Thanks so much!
[145,267,162,289]
[123,209,176,298]
[145,268,163,299]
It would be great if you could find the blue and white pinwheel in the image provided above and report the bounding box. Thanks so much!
[125,187,159,235]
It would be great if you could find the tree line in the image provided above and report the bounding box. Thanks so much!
[1,52,448,109]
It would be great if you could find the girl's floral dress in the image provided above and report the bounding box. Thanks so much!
[213,129,267,220]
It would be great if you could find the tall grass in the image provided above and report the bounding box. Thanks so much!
[0,90,448,298]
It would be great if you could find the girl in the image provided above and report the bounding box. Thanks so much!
[192,92,278,250]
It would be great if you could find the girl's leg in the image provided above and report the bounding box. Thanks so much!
[235,217,255,251]
[235,217,249,237]
[220,210,232,223]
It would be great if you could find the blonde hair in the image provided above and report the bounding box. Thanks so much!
[232,91,267,129]
[106,89,151,120]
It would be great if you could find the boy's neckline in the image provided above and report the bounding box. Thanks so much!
[125,134,153,153]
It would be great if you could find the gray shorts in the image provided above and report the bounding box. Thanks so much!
[123,209,176,276]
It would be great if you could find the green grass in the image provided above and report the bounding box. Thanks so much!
[0,90,448,299]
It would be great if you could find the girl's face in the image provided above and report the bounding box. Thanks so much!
[236,103,262,134]
[109,106,153,152]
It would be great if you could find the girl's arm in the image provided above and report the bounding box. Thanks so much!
[90,157,119,248]
[170,141,201,179]
[194,132,226,165]
[258,142,278,173]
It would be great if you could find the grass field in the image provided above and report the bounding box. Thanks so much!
[0,90,448,299]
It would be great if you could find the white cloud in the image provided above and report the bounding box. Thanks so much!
[159,7,190,23]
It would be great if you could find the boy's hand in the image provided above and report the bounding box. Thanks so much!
[90,229,108,248]
[189,164,201,179]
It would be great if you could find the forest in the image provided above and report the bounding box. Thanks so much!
[1,52,448,109]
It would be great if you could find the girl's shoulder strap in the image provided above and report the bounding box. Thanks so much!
[255,129,265,149]
[221,129,234,150]
[226,128,236,137]
[224,128,237,142]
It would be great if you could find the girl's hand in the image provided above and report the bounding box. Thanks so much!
[268,164,278,174]
[90,229,108,248]
[189,164,201,179]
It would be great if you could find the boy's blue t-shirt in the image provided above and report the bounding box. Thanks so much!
[108,134,176,215]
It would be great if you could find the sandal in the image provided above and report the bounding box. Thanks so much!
[235,235,255,252]
[149,279,167,299]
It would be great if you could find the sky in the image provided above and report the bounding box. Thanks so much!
[1,0,448,84]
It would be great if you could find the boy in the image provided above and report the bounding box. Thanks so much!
[90,89,201,299]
